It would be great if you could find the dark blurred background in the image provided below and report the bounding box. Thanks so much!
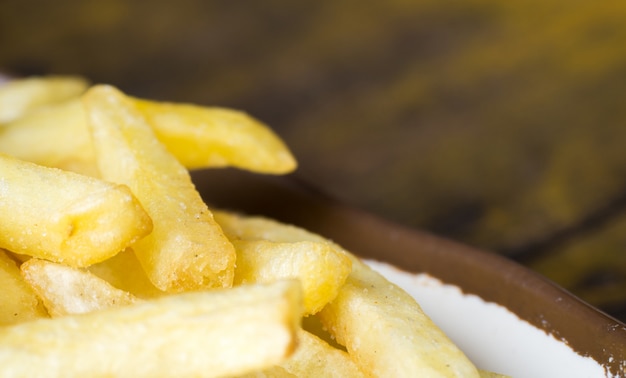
[2,0,626,321]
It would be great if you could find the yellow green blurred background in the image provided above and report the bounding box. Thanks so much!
[1,0,626,321]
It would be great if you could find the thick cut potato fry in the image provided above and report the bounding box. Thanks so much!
[318,256,480,378]
[0,98,98,176]
[0,76,88,123]
[0,250,48,325]
[0,154,152,267]
[88,248,164,299]
[0,94,295,175]
[231,239,350,315]
[281,329,365,378]
[21,258,138,317]
[83,85,236,291]
[0,280,302,378]
[133,98,296,174]
[215,211,351,314]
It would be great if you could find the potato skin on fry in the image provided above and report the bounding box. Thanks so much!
[0,154,152,267]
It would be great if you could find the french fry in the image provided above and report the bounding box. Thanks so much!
[318,256,481,378]
[0,280,303,378]
[21,259,139,317]
[0,76,88,123]
[215,211,351,315]
[231,239,351,315]
[1,77,295,176]
[88,248,164,299]
[133,98,297,174]
[0,98,98,176]
[83,85,236,291]
[0,249,48,325]
[0,154,152,267]
[281,329,365,378]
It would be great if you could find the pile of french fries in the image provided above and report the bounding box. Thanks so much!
[0,77,507,377]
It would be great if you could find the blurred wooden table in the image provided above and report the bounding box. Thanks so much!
[2,0,626,321]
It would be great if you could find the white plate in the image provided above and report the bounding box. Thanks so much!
[368,259,608,378]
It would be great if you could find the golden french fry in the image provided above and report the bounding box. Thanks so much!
[230,239,351,315]
[0,76,88,123]
[215,211,351,314]
[281,329,365,378]
[133,98,297,174]
[0,280,302,378]
[88,248,164,299]
[318,256,480,378]
[0,154,153,267]
[83,85,236,291]
[0,90,295,175]
[21,259,138,317]
[0,98,98,176]
[0,249,48,325]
